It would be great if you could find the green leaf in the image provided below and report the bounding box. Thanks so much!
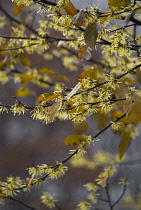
[84,22,98,50]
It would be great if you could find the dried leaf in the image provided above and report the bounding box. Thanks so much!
[114,83,128,104]
[108,0,131,10]
[48,101,62,121]
[64,135,85,146]
[65,82,82,100]
[136,68,141,85]
[125,11,135,26]
[80,69,101,80]
[125,76,135,85]
[112,110,129,124]
[0,193,5,197]
[83,49,91,60]
[52,75,70,82]
[84,22,98,50]
[13,3,24,16]
[0,60,5,68]
[19,54,30,66]
[73,9,86,27]
[67,98,86,114]
[57,40,65,47]
[94,112,109,130]
[73,121,88,135]
[118,130,132,159]
[37,93,60,103]
[99,11,112,24]
[78,45,88,59]
[78,45,91,60]
[0,45,7,56]
[64,0,77,16]
[39,68,56,74]
[123,93,141,124]
[16,86,32,97]
[20,73,32,85]
[68,101,86,114]
[26,175,35,189]
[100,176,108,188]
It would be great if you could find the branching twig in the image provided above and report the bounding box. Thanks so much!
[0,4,37,35]
[105,180,113,210]
[111,183,127,208]
[4,196,37,210]
[74,62,141,97]
[93,113,126,139]
[34,0,57,6]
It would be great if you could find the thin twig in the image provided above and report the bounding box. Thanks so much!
[105,180,113,210]
[111,183,127,208]
[0,4,37,35]
[93,114,126,139]
[4,196,37,210]
[34,0,57,6]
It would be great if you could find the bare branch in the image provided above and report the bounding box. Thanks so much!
[112,183,127,208]
[4,196,37,210]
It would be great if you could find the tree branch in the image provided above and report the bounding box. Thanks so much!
[111,183,127,208]
[105,180,113,210]
[4,196,37,210]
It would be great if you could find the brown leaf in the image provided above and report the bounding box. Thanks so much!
[73,121,88,135]
[20,73,32,85]
[78,45,91,60]
[94,112,109,130]
[65,82,82,100]
[112,110,129,124]
[99,11,112,24]
[64,0,77,16]
[16,86,32,97]
[84,22,98,50]
[48,101,62,121]
[13,3,24,16]
[136,68,141,85]
[118,130,132,159]
[78,45,88,59]
[37,93,60,103]
[39,68,56,74]
[19,54,30,66]
[64,135,85,146]
[79,68,102,80]
[108,0,131,10]
[123,93,141,124]
[73,9,86,27]
[100,176,108,188]
[0,193,5,197]
[52,75,70,82]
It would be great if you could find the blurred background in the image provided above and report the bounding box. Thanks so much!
[0,0,141,210]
